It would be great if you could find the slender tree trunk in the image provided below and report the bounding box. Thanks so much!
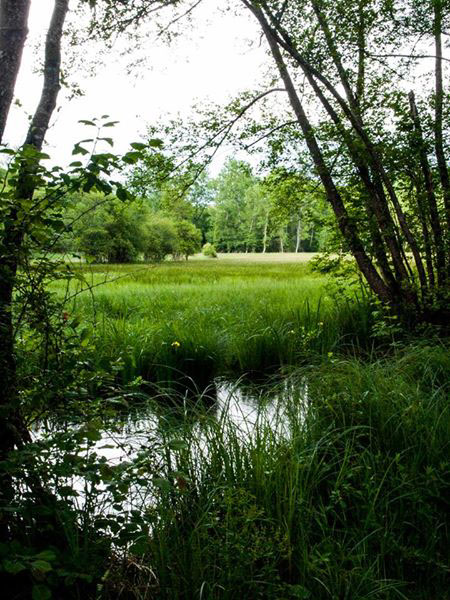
[295,214,301,252]
[408,91,445,286]
[356,0,365,105]
[433,0,450,247]
[0,0,69,536]
[252,6,392,304]
[262,212,268,253]
[0,0,31,144]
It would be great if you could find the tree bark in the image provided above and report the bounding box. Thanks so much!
[408,90,445,286]
[249,3,393,304]
[0,0,31,144]
[433,0,450,249]
[24,0,69,151]
[0,0,69,537]
[295,214,301,253]
[262,212,268,253]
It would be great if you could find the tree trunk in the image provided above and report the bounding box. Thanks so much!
[262,212,268,253]
[433,0,450,252]
[408,91,445,286]
[0,0,31,144]
[248,3,393,305]
[295,215,301,253]
[0,0,69,537]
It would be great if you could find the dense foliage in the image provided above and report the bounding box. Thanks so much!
[0,1,449,599]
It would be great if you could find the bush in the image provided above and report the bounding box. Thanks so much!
[142,216,178,261]
[202,242,217,258]
[172,220,202,260]
[73,194,146,263]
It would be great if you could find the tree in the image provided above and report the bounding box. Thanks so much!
[0,0,70,534]
[73,194,147,262]
[211,159,263,252]
[237,0,449,322]
[264,169,329,252]
[0,0,31,143]
[143,214,178,261]
[172,219,202,260]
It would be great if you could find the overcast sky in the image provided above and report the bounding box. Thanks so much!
[3,0,269,171]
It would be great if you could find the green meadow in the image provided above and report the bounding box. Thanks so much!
[13,255,448,599]
[58,256,372,388]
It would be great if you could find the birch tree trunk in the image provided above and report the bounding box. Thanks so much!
[0,0,69,535]
[262,212,268,253]
[433,0,450,248]
[295,214,301,253]
[0,0,31,143]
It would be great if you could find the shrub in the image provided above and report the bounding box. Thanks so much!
[202,242,217,258]
[172,220,202,260]
[142,216,178,261]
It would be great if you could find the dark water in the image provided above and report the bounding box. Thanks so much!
[32,377,308,509]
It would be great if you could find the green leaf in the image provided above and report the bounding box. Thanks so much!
[130,142,147,151]
[72,144,89,156]
[129,537,149,556]
[78,119,97,127]
[84,428,102,442]
[122,151,141,164]
[153,478,172,493]
[34,551,56,562]
[148,138,164,148]
[288,585,311,599]
[3,560,26,574]
[31,560,52,573]
[168,439,188,451]
[32,584,51,600]
[116,186,129,201]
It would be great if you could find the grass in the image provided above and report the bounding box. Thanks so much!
[52,257,373,389]
[103,343,450,599]
[9,256,450,599]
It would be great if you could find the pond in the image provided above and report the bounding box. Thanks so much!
[31,376,308,513]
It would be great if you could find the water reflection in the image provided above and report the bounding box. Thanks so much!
[87,377,306,460]
[32,376,308,509]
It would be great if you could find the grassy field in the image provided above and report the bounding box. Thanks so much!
[56,255,372,388]
[128,344,449,599]
[12,254,449,599]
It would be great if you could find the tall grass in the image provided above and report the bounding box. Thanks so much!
[53,260,374,388]
[108,343,449,599]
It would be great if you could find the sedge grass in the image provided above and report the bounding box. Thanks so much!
[109,343,449,600]
[51,260,374,388]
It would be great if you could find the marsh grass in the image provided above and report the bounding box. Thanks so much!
[11,257,449,599]
[108,343,449,600]
[52,260,374,389]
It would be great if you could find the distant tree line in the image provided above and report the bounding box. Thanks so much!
[60,158,332,263]
[60,194,202,263]
[208,160,331,253]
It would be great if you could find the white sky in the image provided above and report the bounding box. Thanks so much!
[4,0,269,170]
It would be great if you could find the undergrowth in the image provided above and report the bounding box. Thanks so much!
[3,343,448,599]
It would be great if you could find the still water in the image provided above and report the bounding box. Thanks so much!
[32,377,308,510]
